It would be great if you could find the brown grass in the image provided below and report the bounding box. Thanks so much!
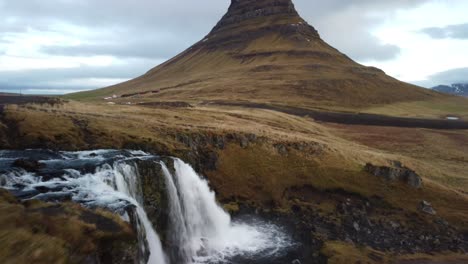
[1,101,468,232]
[64,2,452,113]
[321,241,468,264]
[0,189,134,263]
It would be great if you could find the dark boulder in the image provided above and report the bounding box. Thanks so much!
[419,200,437,215]
[364,163,422,188]
[12,158,45,172]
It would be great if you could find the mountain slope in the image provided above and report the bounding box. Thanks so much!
[68,0,443,110]
[433,83,468,97]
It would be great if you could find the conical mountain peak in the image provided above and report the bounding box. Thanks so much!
[80,0,438,111]
[203,0,320,51]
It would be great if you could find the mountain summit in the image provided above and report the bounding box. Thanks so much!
[74,0,441,110]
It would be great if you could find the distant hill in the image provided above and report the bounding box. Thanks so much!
[68,0,444,111]
[432,83,468,97]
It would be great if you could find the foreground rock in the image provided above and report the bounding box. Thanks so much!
[419,200,437,215]
[0,188,137,264]
[365,163,423,188]
[12,158,45,172]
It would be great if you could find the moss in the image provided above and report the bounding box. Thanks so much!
[0,188,137,263]
[223,202,240,214]
[321,241,389,264]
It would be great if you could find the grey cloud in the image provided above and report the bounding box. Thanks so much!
[0,0,436,93]
[40,39,188,60]
[1,0,431,61]
[0,59,159,90]
[299,5,404,61]
[294,0,428,61]
[414,67,468,88]
[421,23,468,39]
[428,67,468,84]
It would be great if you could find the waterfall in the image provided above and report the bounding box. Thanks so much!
[161,158,292,264]
[1,150,293,264]
[113,163,167,264]
[67,162,167,264]
[0,150,167,264]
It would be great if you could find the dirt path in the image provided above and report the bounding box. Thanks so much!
[205,101,468,130]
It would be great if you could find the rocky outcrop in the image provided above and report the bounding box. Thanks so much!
[419,200,437,215]
[197,0,320,52]
[134,159,170,244]
[282,185,467,255]
[12,158,45,172]
[365,163,422,188]
[173,132,261,172]
[0,189,137,264]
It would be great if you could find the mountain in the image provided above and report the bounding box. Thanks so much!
[68,0,442,111]
[432,83,468,97]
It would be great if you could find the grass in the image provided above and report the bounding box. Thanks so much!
[0,189,135,264]
[3,1,468,261]
[1,100,468,261]
[363,98,468,119]
[321,241,468,264]
[321,241,390,264]
[63,2,450,113]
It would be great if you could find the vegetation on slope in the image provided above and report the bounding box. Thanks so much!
[65,0,451,113]
[0,189,136,264]
[0,99,467,262]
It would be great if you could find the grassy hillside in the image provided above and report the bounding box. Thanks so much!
[65,0,450,113]
[1,98,467,262]
[4,0,468,262]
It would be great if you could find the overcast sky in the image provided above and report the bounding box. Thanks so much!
[0,0,467,94]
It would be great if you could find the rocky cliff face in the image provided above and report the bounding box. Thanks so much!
[432,83,468,97]
[200,0,319,50]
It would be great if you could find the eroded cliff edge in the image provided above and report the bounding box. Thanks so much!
[1,102,467,263]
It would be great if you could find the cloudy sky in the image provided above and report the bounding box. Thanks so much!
[0,0,467,94]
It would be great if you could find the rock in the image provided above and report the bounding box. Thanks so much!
[435,218,449,227]
[292,259,301,264]
[364,163,422,188]
[246,133,257,142]
[406,170,423,188]
[419,200,437,215]
[213,135,225,149]
[0,176,6,186]
[353,222,360,232]
[392,160,403,168]
[239,136,249,148]
[390,221,400,229]
[12,158,45,172]
[275,144,288,155]
[8,189,39,199]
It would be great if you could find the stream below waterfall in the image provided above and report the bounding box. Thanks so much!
[0,150,297,264]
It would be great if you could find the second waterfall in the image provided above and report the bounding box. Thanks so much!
[160,159,292,264]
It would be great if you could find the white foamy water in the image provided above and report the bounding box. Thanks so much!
[1,150,294,264]
[0,151,167,264]
[161,158,292,264]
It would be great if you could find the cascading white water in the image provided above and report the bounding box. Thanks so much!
[161,158,292,264]
[1,150,293,264]
[112,163,167,264]
[0,151,167,264]
[56,162,167,264]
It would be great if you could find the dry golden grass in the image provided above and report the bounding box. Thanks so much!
[321,241,468,264]
[363,98,468,119]
[2,101,468,228]
[65,1,447,113]
[321,241,390,264]
[2,100,468,263]
[0,189,134,264]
